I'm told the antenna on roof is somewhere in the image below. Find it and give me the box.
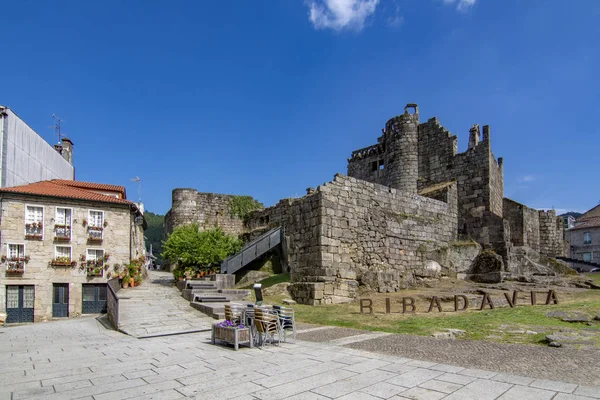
[50,114,65,144]
[131,176,141,202]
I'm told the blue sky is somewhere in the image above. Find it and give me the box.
[2,0,598,215]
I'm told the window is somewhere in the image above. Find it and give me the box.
[55,246,71,261]
[25,206,43,239]
[88,210,104,228]
[6,244,25,272]
[86,249,105,277]
[55,208,72,240]
[583,252,592,262]
[584,232,592,245]
[87,249,104,262]
[88,210,104,242]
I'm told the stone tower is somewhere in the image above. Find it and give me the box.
[385,104,419,194]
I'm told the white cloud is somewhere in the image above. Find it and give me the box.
[387,4,404,27]
[443,0,477,11]
[308,0,379,31]
[518,175,535,183]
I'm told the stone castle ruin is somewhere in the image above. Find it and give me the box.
[165,104,568,305]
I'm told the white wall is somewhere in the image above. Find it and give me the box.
[1,109,74,188]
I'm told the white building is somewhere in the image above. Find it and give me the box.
[0,106,75,188]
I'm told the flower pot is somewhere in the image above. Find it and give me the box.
[122,281,129,288]
[129,277,135,286]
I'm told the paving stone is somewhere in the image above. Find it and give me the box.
[359,382,409,399]
[573,386,600,398]
[419,379,463,394]
[433,372,477,386]
[457,368,498,379]
[530,379,578,393]
[344,358,393,373]
[53,379,93,392]
[337,392,384,400]
[491,373,536,386]
[11,386,55,400]
[394,387,446,400]
[497,385,556,400]
[429,364,465,374]
[252,369,357,400]
[378,363,417,375]
[285,393,333,400]
[93,380,182,400]
[554,394,600,400]
[385,368,444,388]
[312,369,397,398]
[443,379,512,400]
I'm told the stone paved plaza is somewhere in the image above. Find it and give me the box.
[0,315,599,399]
[1,272,598,399]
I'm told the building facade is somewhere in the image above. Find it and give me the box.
[566,205,600,263]
[0,180,145,323]
[0,106,75,188]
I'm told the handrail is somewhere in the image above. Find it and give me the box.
[221,227,282,274]
[106,277,121,330]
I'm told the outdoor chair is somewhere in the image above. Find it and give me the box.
[273,305,296,343]
[224,304,243,325]
[254,307,281,347]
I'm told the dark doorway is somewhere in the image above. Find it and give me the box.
[6,285,35,323]
[52,283,69,318]
[82,284,107,314]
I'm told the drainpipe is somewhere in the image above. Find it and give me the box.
[0,106,6,187]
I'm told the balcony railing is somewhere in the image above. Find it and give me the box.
[87,226,103,242]
[25,223,43,240]
[54,224,71,241]
[50,257,77,267]
[6,261,25,273]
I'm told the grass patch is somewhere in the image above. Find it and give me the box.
[584,272,600,285]
[240,273,290,290]
[263,286,600,346]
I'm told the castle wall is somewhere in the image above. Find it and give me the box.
[164,189,246,238]
[281,175,456,304]
[346,144,387,186]
[502,198,540,251]
[539,210,565,257]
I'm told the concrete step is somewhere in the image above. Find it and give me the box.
[190,302,226,319]
[220,289,251,301]
[193,294,230,303]
[182,288,220,301]
[187,282,217,290]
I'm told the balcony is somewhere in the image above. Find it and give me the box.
[86,260,105,277]
[50,256,77,267]
[87,226,103,243]
[5,259,26,274]
[25,223,43,240]
[54,224,71,242]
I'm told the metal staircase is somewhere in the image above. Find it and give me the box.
[220,227,282,274]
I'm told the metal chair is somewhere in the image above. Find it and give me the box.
[273,305,296,343]
[224,304,243,325]
[254,307,281,347]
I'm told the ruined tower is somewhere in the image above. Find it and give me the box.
[385,104,419,194]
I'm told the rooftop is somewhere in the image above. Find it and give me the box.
[0,180,133,207]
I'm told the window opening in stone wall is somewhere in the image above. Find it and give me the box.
[371,161,378,172]
[55,246,72,261]
[583,252,592,262]
[378,160,384,170]
[584,232,592,244]
[25,205,44,238]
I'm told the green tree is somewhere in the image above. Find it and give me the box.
[162,224,242,277]
[144,211,164,263]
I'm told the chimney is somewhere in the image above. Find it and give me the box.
[60,137,74,165]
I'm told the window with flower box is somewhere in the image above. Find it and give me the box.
[87,210,104,242]
[86,249,105,277]
[51,246,75,267]
[55,208,72,241]
[25,206,44,240]
[6,244,26,273]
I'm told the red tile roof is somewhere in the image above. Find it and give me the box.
[0,181,133,206]
[570,216,600,231]
[50,179,126,197]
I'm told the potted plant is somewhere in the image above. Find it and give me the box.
[122,274,130,288]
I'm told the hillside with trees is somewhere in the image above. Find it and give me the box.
[144,211,164,264]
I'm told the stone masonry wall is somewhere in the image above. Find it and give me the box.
[539,210,565,257]
[502,198,540,252]
[347,143,387,186]
[0,195,144,322]
[164,189,248,237]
